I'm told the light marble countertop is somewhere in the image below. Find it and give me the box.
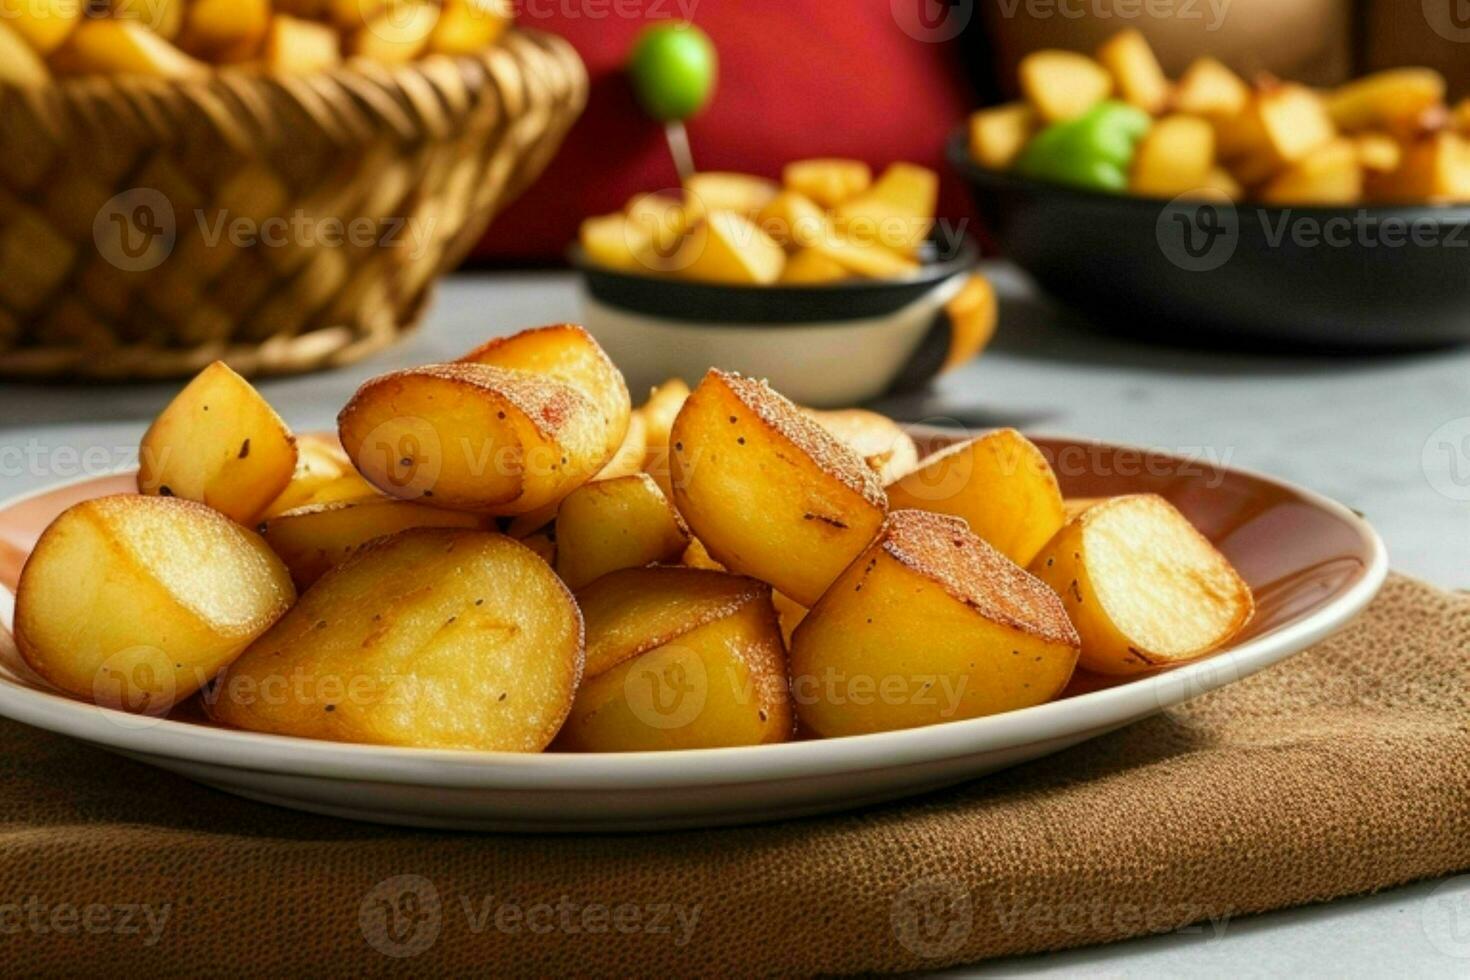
[1,265,1467,976]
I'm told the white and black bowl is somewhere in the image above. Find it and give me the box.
[573,235,982,406]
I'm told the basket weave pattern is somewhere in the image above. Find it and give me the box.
[0,29,586,381]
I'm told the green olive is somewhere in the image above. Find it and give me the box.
[627,22,717,122]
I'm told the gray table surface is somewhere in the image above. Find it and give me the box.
[1,265,1467,976]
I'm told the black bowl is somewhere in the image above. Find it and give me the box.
[948,130,1470,350]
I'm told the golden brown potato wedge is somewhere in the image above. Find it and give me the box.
[806,232,918,279]
[1172,57,1249,118]
[15,494,294,713]
[601,408,648,481]
[1096,28,1169,115]
[0,0,80,54]
[349,0,439,62]
[1354,132,1402,174]
[211,529,583,751]
[1019,49,1113,122]
[670,370,887,606]
[969,102,1035,170]
[1130,115,1215,198]
[0,22,50,86]
[554,566,792,751]
[1217,83,1335,184]
[578,212,649,273]
[805,408,919,485]
[831,163,938,258]
[638,377,690,498]
[790,510,1079,738]
[522,532,555,565]
[681,537,723,571]
[771,590,807,646]
[428,0,510,54]
[180,0,270,60]
[672,211,786,285]
[624,192,692,253]
[52,17,208,78]
[260,433,376,519]
[1027,494,1253,675]
[138,360,298,525]
[778,248,850,284]
[682,171,779,217]
[756,190,828,250]
[1327,68,1445,133]
[261,496,487,589]
[503,412,649,539]
[1261,138,1363,205]
[1370,132,1470,202]
[263,14,341,73]
[338,362,608,515]
[554,473,690,590]
[457,323,631,464]
[781,158,872,209]
[885,428,1064,568]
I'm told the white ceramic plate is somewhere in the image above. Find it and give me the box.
[0,432,1387,832]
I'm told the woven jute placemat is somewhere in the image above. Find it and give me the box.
[1,572,1466,975]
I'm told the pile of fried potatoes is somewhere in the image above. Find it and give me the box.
[578,160,940,285]
[971,27,1470,204]
[0,0,512,88]
[13,324,1253,752]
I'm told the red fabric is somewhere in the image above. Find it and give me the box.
[473,1,977,263]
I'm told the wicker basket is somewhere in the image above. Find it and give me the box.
[0,29,586,381]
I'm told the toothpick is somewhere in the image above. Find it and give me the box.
[665,121,695,181]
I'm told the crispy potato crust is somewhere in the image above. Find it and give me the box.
[458,323,630,435]
[576,565,772,678]
[881,509,1080,649]
[712,370,884,509]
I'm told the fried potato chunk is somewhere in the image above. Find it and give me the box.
[338,362,608,515]
[458,323,631,463]
[260,433,375,520]
[670,370,887,606]
[554,473,690,590]
[138,360,298,525]
[1019,49,1113,122]
[885,428,1064,567]
[554,566,793,751]
[1028,494,1253,674]
[211,529,583,751]
[261,496,487,589]
[790,510,1080,737]
[15,494,294,713]
[805,408,919,484]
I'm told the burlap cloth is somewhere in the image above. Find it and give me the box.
[2,573,1467,976]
